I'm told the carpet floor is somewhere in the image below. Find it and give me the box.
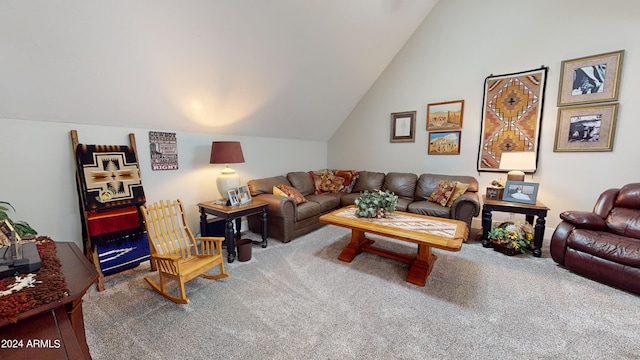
[83,226,640,359]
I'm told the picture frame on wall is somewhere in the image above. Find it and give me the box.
[426,100,464,131]
[502,181,539,205]
[428,131,461,155]
[557,50,624,106]
[390,111,416,143]
[553,103,618,152]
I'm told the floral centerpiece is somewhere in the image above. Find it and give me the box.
[487,221,534,255]
[354,189,398,218]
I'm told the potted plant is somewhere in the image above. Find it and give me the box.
[0,201,37,238]
[354,189,398,218]
[487,221,533,255]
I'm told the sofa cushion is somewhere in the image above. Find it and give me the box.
[415,174,478,200]
[295,201,321,221]
[310,169,345,194]
[248,176,291,196]
[567,229,640,267]
[334,170,360,193]
[351,171,385,193]
[383,172,417,200]
[407,200,451,218]
[276,184,307,204]
[428,180,456,206]
[446,182,470,207]
[305,193,341,213]
[287,172,316,196]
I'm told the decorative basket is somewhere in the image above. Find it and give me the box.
[491,242,521,256]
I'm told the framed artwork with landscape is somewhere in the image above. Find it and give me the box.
[390,111,416,143]
[428,131,461,155]
[558,50,624,106]
[502,181,539,205]
[554,103,618,152]
[426,100,464,131]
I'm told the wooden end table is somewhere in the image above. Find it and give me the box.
[481,195,549,257]
[198,200,268,263]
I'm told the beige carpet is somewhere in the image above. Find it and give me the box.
[82,226,640,359]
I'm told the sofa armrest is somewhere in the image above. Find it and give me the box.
[253,193,296,219]
[559,211,607,230]
[550,221,576,265]
[450,192,480,230]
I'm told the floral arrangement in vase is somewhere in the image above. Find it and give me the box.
[354,189,398,218]
[487,221,534,255]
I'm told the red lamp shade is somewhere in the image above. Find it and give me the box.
[209,141,245,164]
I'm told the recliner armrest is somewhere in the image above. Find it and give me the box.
[559,210,607,230]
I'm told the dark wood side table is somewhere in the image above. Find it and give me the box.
[0,241,99,359]
[198,200,268,263]
[481,195,550,257]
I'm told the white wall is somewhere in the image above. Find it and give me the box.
[0,117,327,249]
[329,0,640,233]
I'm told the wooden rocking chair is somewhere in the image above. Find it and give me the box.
[140,199,228,304]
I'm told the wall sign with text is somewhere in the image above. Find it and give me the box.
[149,131,178,170]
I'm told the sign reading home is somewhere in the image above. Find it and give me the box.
[149,131,178,170]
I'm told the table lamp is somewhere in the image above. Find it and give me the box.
[499,151,536,181]
[210,141,245,200]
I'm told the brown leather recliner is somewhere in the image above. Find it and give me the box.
[550,183,640,294]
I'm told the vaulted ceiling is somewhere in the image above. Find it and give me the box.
[0,1,438,141]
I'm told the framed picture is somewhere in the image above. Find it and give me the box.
[0,219,20,246]
[428,131,461,155]
[558,50,624,106]
[237,184,251,205]
[227,189,240,206]
[426,100,464,130]
[553,103,618,152]
[502,181,539,205]
[390,111,416,143]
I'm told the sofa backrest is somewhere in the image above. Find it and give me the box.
[383,172,417,200]
[351,171,385,193]
[607,183,640,239]
[414,174,479,200]
[248,175,291,196]
[287,172,316,196]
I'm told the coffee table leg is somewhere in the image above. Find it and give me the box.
[406,244,436,287]
[338,230,371,262]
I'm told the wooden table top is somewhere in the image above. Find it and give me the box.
[320,206,467,251]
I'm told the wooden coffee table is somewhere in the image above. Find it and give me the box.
[319,206,468,286]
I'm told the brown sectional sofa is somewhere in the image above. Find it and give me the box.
[247,170,480,243]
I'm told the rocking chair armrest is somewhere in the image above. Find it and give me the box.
[196,236,225,244]
[196,236,225,254]
[152,253,181,262]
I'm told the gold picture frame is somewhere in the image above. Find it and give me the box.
[390,111,416,143]
[554,103,618,152]
[426,100,464,130]
[558,50,624,106]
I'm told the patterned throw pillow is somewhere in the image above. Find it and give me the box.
[275,184,307,204]
[310,169,345,194]
[446,182,470,207]
[334,170,360,193]
[428,180,456,207]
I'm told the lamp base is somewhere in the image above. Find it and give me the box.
[507,170,525,182]
[217,168,241,200]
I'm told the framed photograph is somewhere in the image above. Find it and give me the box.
[427,100,464,130]
[428,131,461,155]
[554,103,618,152]
[227,189,240,206]
[0,219,20,246]
[237,184,251,205]
[390,111,416,143]
[558,50,624,106]
[502,181,539,205]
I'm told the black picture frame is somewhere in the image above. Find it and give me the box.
[502,181,539,205]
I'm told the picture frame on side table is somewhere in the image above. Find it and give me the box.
[426,100,464,130]
[502,181,539,205]
[558,50,624,106]
[390,111,416,143]
[0,219,20,246]
[237,184,251,204]
[428,131,461,155]
[227,189,240,206]
[554,103,618,152]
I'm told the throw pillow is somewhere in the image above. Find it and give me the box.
[311,169,345,193]
[272,186,288,197]
[428,180,456,207]
[276,184,307,204]
[446,182,470,207]
[334,170,360,193]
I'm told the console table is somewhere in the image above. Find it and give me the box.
[481,196,549,257]
[0,241,99,359]
[198,200,268,263]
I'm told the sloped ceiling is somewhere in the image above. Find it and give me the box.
[0,1,438,141]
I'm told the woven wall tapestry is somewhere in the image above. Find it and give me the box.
[477,67,548,173]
